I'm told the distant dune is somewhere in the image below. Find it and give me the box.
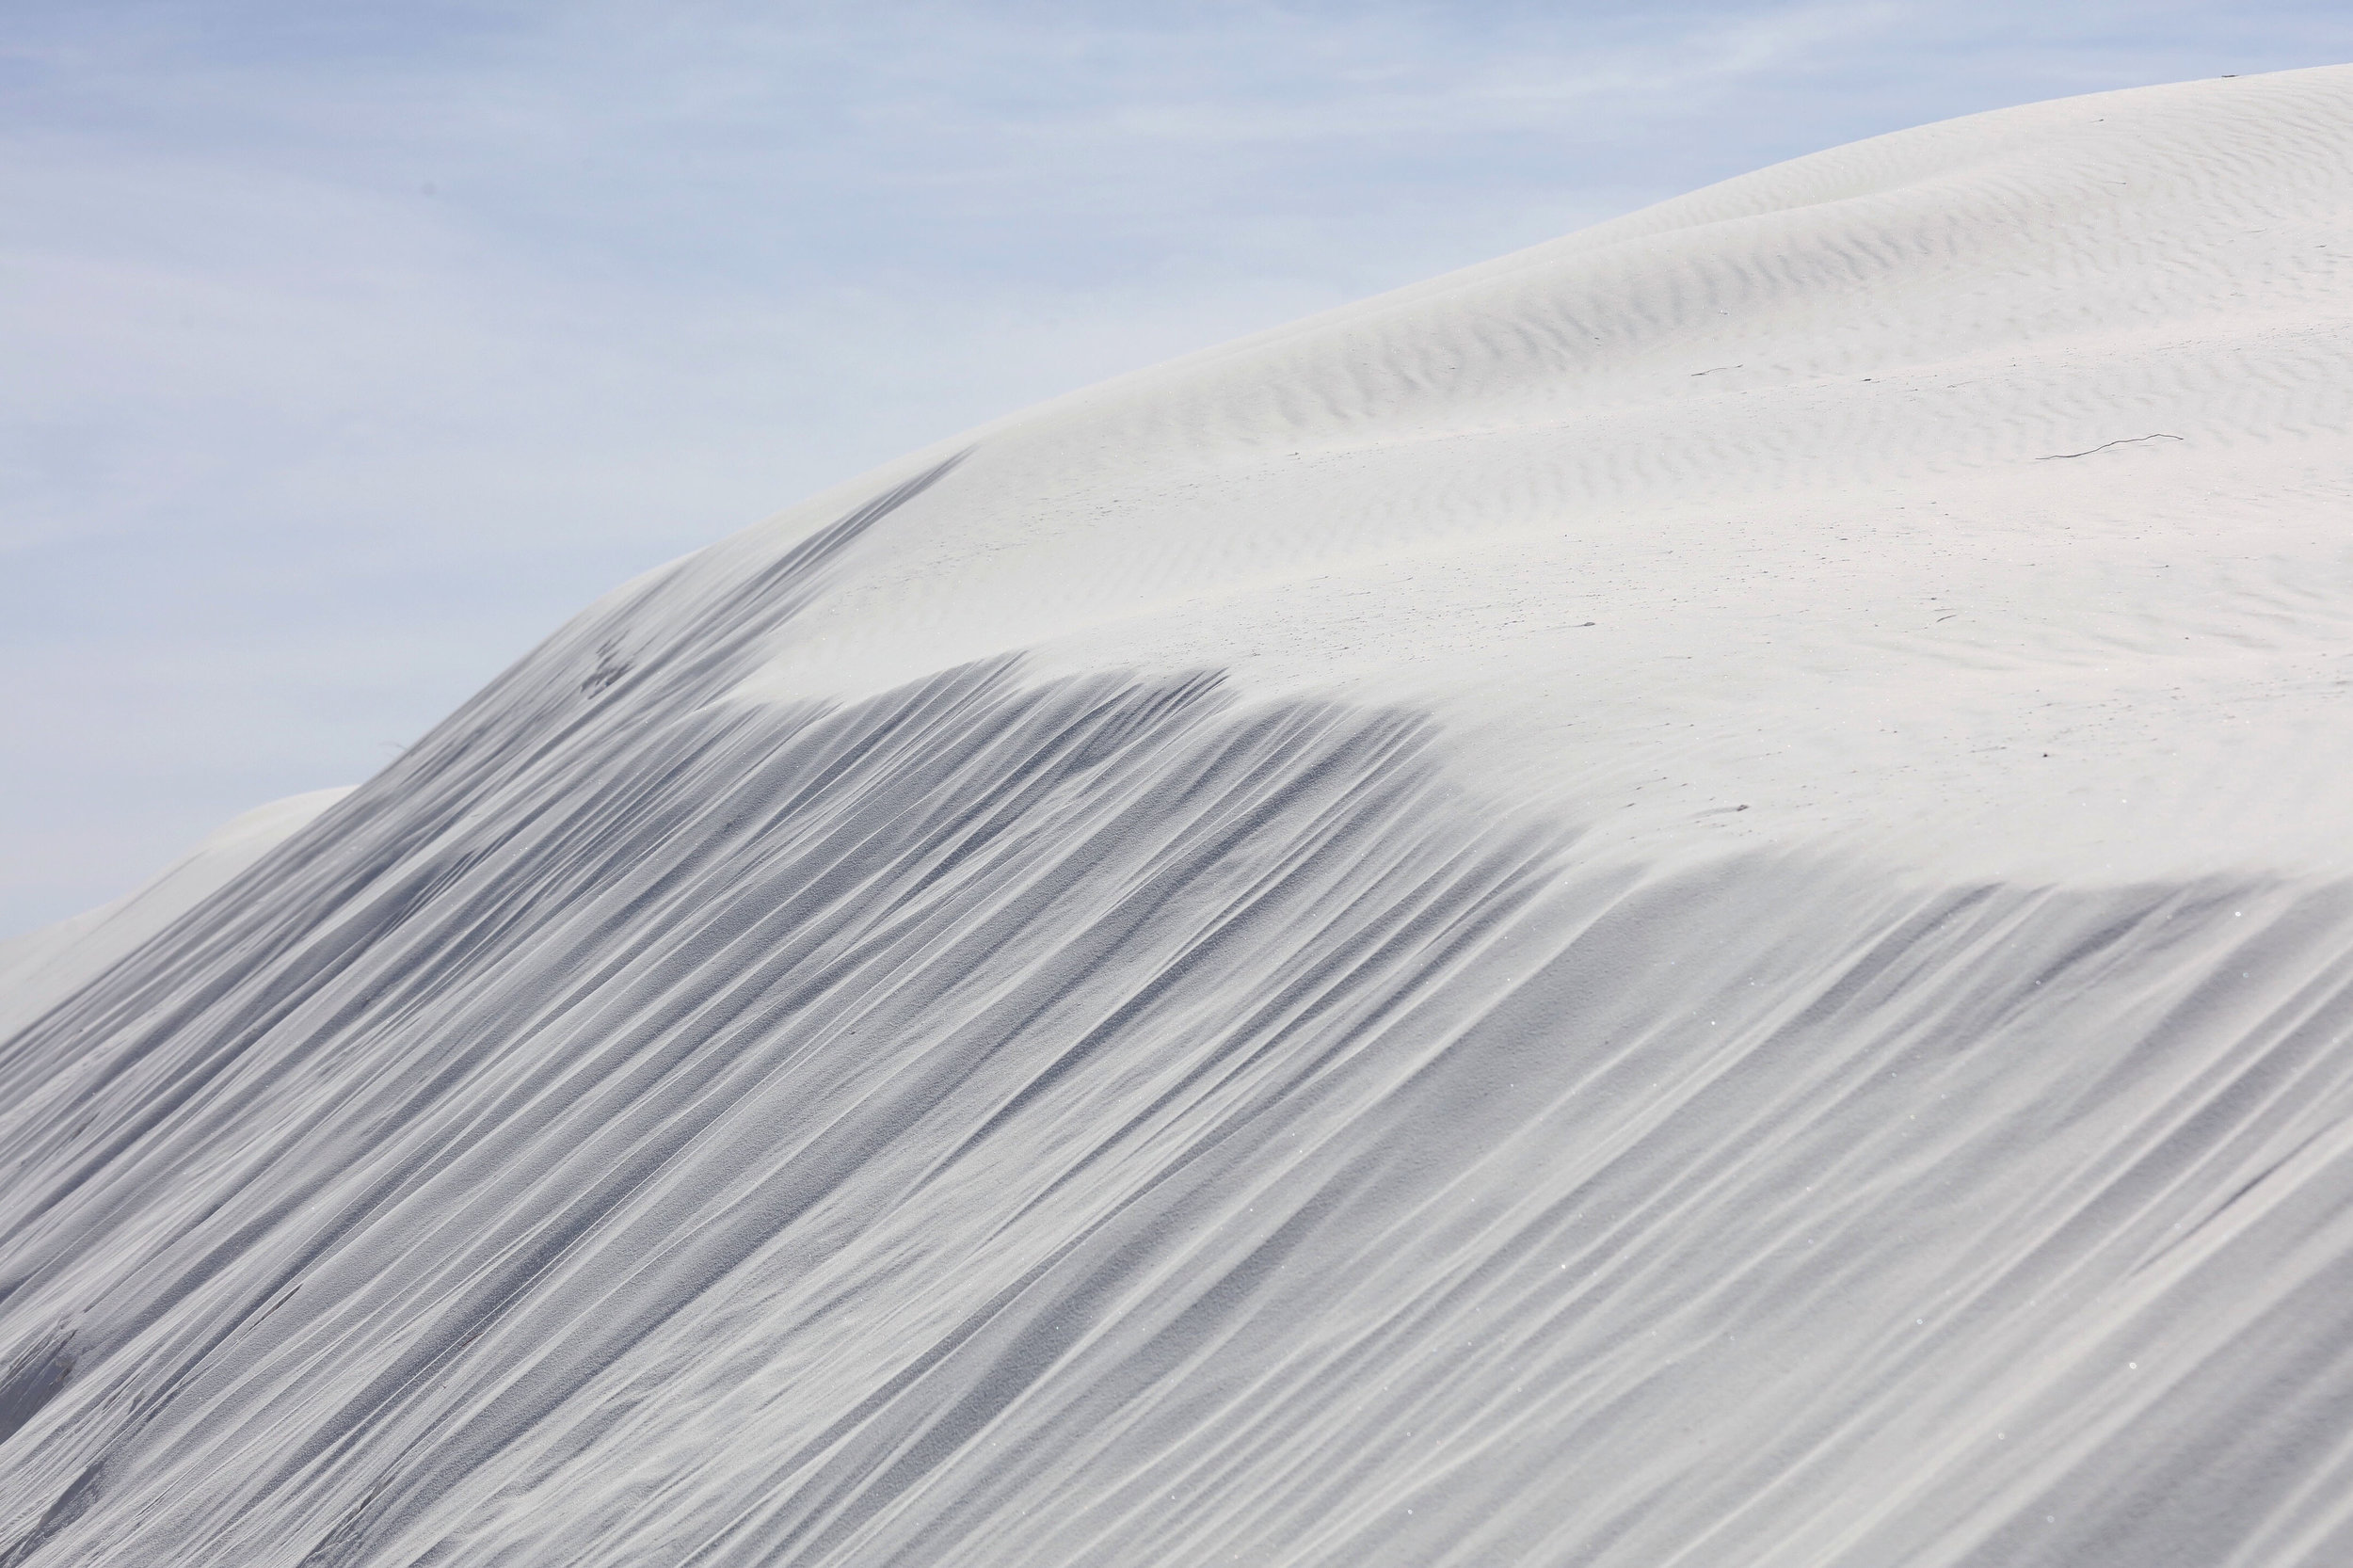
[7,65,2353,1568]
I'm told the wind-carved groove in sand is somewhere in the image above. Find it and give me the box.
[16,145,2353,1564]
[0,650,1577,1565]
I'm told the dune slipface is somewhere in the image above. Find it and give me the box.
[9,66,2353,1568]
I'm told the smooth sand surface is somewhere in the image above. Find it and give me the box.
[6,66,2353,1567]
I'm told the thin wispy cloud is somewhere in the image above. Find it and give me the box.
[4,0,2346,932]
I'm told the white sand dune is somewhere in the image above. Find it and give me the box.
[0,790,352,1047]
[7,65,2353,1567]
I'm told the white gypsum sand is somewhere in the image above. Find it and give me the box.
[5,65,2353,1568]
[0,789,352,1045]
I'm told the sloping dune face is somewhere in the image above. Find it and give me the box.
[8,69,2353,1568]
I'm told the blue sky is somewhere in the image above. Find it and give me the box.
[6,1,2348,934]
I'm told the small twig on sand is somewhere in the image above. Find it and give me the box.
[2037,434,2184,460]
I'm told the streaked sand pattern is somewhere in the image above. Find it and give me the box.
[8,65,2353,1567]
